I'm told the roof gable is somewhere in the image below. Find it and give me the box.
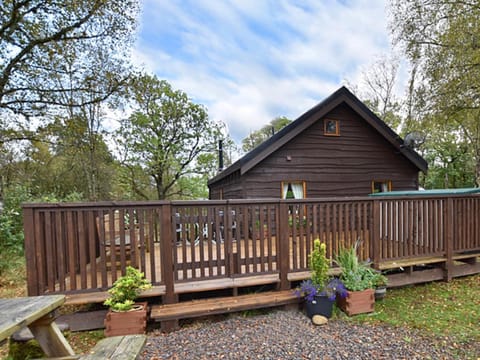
[208,86,427,186]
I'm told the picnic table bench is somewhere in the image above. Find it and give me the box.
[0,295,147,359]
[80,334,146,359]
[0,295,75,358]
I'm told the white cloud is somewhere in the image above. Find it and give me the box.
[133,0,391,144]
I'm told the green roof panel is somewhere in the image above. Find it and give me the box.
[369,188,480,197]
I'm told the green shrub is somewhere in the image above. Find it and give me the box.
[104,266,152,311]
[0,185,31,257]
[335,240,376,291]
[0,186,83,274]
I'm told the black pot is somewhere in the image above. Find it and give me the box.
[305,295,334,318]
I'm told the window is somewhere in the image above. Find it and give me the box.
[281,181,306,199]
[324,119,339,136]
[372,180,392,193]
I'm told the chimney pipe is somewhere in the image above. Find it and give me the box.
[218,140,224,172]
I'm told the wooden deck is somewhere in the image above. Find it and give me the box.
[23,195,480,324]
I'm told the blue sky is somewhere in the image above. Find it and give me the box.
[132,0,391,144]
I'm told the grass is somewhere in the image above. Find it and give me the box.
[345,275,480,358]
[1,256,479,358]
[349,276,480,343]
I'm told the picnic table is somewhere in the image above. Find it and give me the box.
[0,294,75,358]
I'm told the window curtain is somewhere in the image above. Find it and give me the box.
[282,183,289,199]
[291,183,304,199]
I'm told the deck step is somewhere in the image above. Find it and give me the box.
[64,286,166,306]
[150,290,300,322]
[378,256,447,270]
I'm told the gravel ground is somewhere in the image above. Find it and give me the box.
[139,309,479,360]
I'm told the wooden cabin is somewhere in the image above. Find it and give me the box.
[208,86,427,199]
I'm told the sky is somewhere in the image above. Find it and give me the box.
[132,0,393,145]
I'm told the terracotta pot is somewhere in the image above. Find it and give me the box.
[104,302,148,337]
[337,288,374,316]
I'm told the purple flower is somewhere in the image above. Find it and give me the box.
[295,278,347,302]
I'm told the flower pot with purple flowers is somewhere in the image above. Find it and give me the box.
[295,240,347,319]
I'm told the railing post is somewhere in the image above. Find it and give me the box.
[160,202,178,331]
[444,197,454,281]
[372,199,381,269]
[278,201,290,290]
[23,206,38,296]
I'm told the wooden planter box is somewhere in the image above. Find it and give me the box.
[337,289,374,316]
[104,302,148,337]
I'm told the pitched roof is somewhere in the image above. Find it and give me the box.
[208,86,428,186]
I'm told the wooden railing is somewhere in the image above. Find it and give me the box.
[23,194,480,297]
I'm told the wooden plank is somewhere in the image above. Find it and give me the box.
[278,202,289,290]
[87,211,97,289]
[161,204,175,304]
[147,209,156,283]
[29,316,75,357]
[287,268,342,282]
[0,295,65,341]
[23,207,38,296]
[45,211,55,293]
[64,286,166,306]
[57,310,108,331]
[78,211,87,289]
[35,210,47,295]
[378,256,446,270]
[66,211,77,291]
[151,290,300,321]
[56,211,67,292]
[80,335,146,360]
[452,253,480,260]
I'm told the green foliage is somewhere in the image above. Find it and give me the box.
[0,0,140,117]
[242,116,291,152]
[351,275,480,357]
[7,339,45,360]
[412,114,476,189]
[0,187,83,274]
[371,271,388,288]
[335,240,375,291]
[391,0,480,187]
[104,266,152,311]
[309,239,330,288]
[117,73,223,200]
[0,185,31,257]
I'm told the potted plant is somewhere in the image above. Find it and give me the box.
[372,271,388,300]
[104,266,152,336]
[295,239,347,318]
[334,240,376,316]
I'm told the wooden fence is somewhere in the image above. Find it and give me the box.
[23,195,480,298]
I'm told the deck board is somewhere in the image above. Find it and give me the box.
[150,290,300,321]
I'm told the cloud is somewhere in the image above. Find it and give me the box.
[133,0,390,144]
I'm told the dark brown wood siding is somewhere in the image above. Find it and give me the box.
[211,103,419,199]
[209,170,245,199]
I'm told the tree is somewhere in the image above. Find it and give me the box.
[419,118,476,189]
[47,46,128,200]
[242,116,291,153]
[359,55,402,131]
[390,0,480,186]
[116,74,223,200]
[0,0,139,201]
[0,0,139,118]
